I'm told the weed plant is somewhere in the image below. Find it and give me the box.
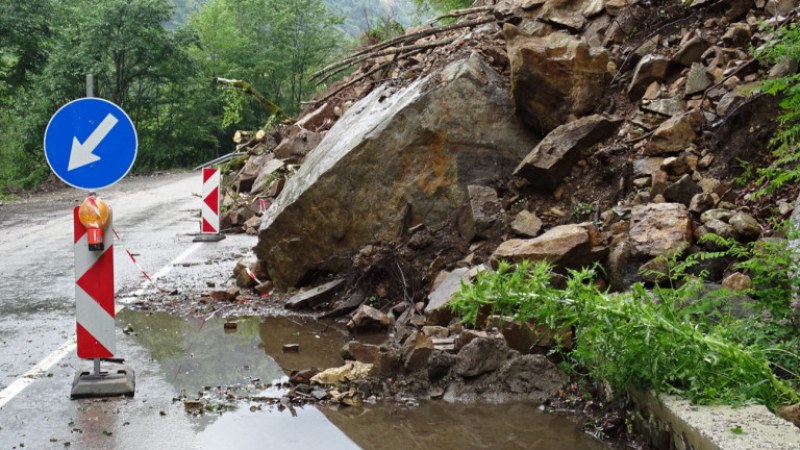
[450,259,800,410]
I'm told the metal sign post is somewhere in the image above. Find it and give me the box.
[44,75,136,398]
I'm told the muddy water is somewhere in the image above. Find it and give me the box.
[119,310,614,449]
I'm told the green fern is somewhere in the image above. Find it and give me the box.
[754,24,800,197]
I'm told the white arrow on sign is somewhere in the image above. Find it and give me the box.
[67,113,119,171]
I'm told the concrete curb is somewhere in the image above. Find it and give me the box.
[631,390,800,450]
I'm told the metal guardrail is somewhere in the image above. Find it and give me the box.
[193,152,246,171]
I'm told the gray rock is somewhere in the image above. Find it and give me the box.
[641,97,686,117]
[703,219,736,239]
[689,192,717,214]
[769,57,798,79]
[497,354,567,399]
[425,268,471,326]
[255,54,536,289]
[664,174,702,205]
[511,210,543,237]
[459,185,502,241]
[628,55,672,101]
[673,36,711,67]
[514,114,622,189]
[285,278,345,310]
[454,337,512,378]
[701,208,734,224]
[251,159,286,195]
[684,63,712,97]
[729,212,761,241]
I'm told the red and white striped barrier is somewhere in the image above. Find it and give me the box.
[73,208,115,359]
[195,167,225,242]
[202,167,220,233]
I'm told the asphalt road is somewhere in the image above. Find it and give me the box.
[0,172,358,449]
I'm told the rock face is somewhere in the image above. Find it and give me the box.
[255,54,537,289]
[505,26,609,133]
[514,114,622,189]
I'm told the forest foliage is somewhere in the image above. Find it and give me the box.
[0,0,420,192]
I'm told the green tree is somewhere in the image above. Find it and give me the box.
[188,0,343,123]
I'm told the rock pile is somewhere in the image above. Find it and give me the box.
[217,0,799,402]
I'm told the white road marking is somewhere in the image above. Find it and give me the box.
[0,241,204,409]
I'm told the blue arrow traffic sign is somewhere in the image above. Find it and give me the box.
[44,97,138,191]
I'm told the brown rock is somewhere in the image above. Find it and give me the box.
[721,272,752,291]
[505,26,609,132]
[208,286,239,302]
[296,102,336,132]
[273,125,322,160]
[511,210,543,237]
[348,305,393,330]
[628,203,692,258]
[661,156,689,176]
[422,326,450,339]
[403,332,434,372]
[514,114,622,188]
[341,341,381,364]
[721,24,751,49]
[777,403,800,428]
[689,192,717,214]
[492,223,604,270]
[255,280,274,295]
[644,109,703,155]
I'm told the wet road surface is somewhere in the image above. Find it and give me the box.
[0,173,614,449]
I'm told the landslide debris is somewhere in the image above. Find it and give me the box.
[213,0,799,425]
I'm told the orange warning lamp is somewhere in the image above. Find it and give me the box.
[78,195,111,251]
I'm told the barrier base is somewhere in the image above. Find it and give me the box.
[193,233,226,242]
[70,363,135,399]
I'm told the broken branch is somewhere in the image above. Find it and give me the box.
[214,77,288,120]
[311,16,495,82]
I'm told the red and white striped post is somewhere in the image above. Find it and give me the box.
[74,207,116,360]
[194,167,226,242]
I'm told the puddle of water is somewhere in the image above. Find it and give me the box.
[116,310,350,394]
[118,310,614,449]
[323,401,614,450]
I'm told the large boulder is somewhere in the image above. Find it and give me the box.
[255,54,537,289]
[505,26,609,133]
[514,114,622,189]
